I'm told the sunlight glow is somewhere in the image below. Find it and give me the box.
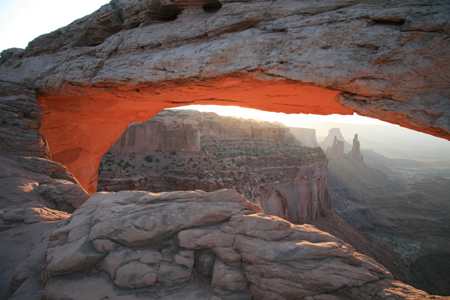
[173,105,391,127]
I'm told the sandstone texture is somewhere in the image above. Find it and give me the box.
[110,109,294,153]
[0,79,89,225]
[1,0,449,194]
[0,1,449,299]
[0,221,61,300]
[0,155,89,226]
[27,188,444,300]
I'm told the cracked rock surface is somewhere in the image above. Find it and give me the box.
[30,189,446,300]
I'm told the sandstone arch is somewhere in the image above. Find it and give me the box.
[1,0,449,194]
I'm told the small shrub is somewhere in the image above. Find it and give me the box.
[170,151,177,155]
[144,155,153,163]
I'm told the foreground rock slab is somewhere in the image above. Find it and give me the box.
[38,189,447,300]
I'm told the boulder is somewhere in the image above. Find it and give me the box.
[31,189,445,299]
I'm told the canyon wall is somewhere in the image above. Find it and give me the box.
[289,127,318,147]
[111,114,202,153]
[110,110,294,153]
[100,110,327,224]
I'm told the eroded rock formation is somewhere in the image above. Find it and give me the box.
[110,110,294,153]
[348,134,364,162]
[326,136,346,159]
[23,189,446,300]
[320,128,352,153]
[1,0,449,194]
[99,110,327,224]
[289,127,318,147]
[1,0,450,299]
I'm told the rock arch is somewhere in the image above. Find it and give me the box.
[1,0,449,194]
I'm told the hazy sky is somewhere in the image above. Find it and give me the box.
[0,0,109,52]
[174,105,389,127]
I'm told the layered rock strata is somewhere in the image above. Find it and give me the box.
[288,127,318,147]
[111,113,202,153]
[1,0,449,194]
[110,110,294,153]
[0,80,89,299]
[33,189,447,300]
[99,110,327,224]
[0,79,89,227]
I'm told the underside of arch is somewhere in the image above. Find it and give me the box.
[1,0,449,195]
[38,77,352,194]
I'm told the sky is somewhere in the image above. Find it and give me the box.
[173,105,390,127]
[0,0,110,53]
[174,105,450,160]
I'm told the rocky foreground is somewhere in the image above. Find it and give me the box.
[9,189,447,300]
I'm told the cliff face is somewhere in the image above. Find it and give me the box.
[99,110,328,224]
[248,154,328,224]
[110,110,295,153]
[288,127,318,147]
[111,114,201,153]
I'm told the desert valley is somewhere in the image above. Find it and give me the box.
[96,109,450,296]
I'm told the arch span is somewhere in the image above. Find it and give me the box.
[38,77,351,194]
[1,0,449,194]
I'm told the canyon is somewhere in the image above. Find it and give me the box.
[98,109,327,224]
[1,0,450,299]
[96,109,450,295]
[324,128,450,296]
